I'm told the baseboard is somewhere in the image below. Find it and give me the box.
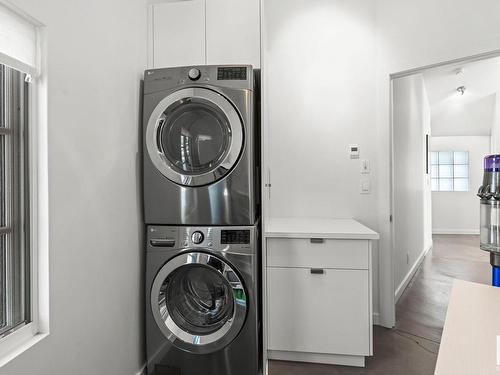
[433,229,479,235]
[268,350,365,367]
[395,244,432,303]
[135,364,146,375]
[372,312,380,325]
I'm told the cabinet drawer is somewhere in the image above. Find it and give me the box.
[267,238,369,269]
[267,267,370,355]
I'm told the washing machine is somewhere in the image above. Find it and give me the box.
[145,225,261,375]
[142,65,259,225]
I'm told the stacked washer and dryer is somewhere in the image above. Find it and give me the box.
[142,65,261,375]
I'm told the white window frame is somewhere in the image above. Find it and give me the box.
[0,1,48,368]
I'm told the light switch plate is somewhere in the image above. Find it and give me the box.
[361,159,370,174]
[360,177,370,194]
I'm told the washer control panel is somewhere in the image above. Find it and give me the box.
[147,226,256,254]
[221,230,250,244]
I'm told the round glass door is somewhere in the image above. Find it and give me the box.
[146,88,244,187]
[151,252,247,354]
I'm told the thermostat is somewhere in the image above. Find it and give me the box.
[349,144,360,159]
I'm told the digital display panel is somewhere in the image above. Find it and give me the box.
[221,230,250,244]
[217,67,247,80]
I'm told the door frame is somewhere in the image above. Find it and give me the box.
[388,48,500,324]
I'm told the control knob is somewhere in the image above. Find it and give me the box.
[191,231,204,244]
[188,68,201,81]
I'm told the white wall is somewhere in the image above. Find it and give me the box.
[392,74,432,298]
[2,1,146,374]
[431,136,490,234]
[491,94,500,152]
[263,0,380,316]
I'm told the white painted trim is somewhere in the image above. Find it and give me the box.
[380,77,396,329]
[395,244,432,303]
[433,229,479,235]
[0,328,48,368]
[372,312,380,325]
[268,350,365,367]
[390,49,500,79]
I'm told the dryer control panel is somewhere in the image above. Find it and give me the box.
[217,67,247,80]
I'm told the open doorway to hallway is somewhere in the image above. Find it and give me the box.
[391,54,500,371]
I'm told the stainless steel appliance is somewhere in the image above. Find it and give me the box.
[142,65,259,225]
[145,225,261,375]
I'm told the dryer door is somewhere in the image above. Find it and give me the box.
[145,87,244,187]
[151,252,247,354]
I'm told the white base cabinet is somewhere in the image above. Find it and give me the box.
[263,219,378,369]
[267,267,370,356]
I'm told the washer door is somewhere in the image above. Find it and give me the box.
[146,87,244,187]
[151,252,247,354]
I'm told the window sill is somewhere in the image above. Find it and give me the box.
[0,323,48,368]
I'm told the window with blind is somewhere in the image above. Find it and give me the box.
[430,151,469,192]
[0,63,30,338]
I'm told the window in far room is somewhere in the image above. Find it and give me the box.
[430,151,469,192]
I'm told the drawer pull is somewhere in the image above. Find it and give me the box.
[310,268,324,274]
[310,238,324,244]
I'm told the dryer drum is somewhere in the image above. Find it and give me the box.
[157,99,232,176]
[146,87,244,187]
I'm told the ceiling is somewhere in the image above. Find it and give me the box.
[423,56,500,136]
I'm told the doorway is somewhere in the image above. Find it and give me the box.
[390,52,500,369]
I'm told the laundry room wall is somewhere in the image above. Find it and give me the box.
[262,0,381,320]
[2,1,147,374]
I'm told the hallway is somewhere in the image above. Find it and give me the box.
[269,234,490,375]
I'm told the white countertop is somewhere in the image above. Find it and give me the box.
[435,279,500,375]
[264,217,379,240]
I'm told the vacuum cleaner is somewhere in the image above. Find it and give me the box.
[478,154,500,286]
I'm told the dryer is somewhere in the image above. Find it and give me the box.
[142,65,259,225]
[145,225,261,375]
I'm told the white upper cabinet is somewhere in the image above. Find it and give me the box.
[206,0,260,68]
[151,1,206,68]
[149,0,260,69]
